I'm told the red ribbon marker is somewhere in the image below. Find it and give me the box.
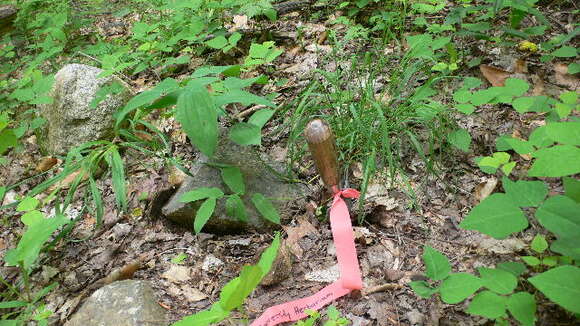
[251,120,363,326]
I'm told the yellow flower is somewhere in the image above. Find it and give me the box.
[518,41,538,53]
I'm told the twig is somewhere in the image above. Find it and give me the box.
[362,283,403,296]
[233,105,267,120]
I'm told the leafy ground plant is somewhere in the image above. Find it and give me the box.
[172,233,280,326]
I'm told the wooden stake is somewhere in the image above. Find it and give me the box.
[304,119,340,193]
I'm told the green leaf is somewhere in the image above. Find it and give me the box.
[229,122,262,146]
[176,88,218,158]
[542,256,558,266]
[502,177,547,207]
[172,307,228,326]
[460,193,528,239]
[478,267,518,295]
[0,301,28,309]
[567,63,580,74]
[528,145,580,177]
[225,194,248,222]
[531,234,548,253]
[88,176,104,227]
[251,193,280,224]
[248,109,275,128]
[529,125,554,148]
[456,103,476,114]
[180,187,224,203]
[0,129,17,154]
[453,90,472,103]
[551,237,580,260]
[521,256,540,266]
[497,262,527,277]
[528,265,580,314]
[4,213,69,271]
[106,148,127,213]
[560,91,578,105]
[409,281,438,298]
[171,253,188,264]
[544,122,580,146]
[535,195,580,239]
[504,78,529,97]
[440,273,482,304]
[205,36,228,49]
[16,197,40,212]
[501,161,516,176]
[447,129,471,152]
[563,177,580,202]
[466,291,507,319]
[507,292,536,326]
[512,96,535,113]
[477,152,510,171]
[0,186,5,204]
[194,198,217,233]
[422,246,451,281]
[220,167,245,194]
[257,232,281,278]
[504,138,535,155]
[552,46,578,58]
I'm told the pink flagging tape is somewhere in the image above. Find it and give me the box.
[251,189,362,326]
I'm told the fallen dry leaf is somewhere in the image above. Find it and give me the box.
[231,15,249,31]
[531,74,545,96]
[480,64,511,86]
[480,64,511,87]
[283,215,317,258]
[474,177,498,202]
[35,157,58,173]
[514,59,528,74]
[48,169,89,192]
[553,63,580,91]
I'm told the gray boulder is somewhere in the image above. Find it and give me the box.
[0,5,17,35]
[65,280,167,326]
[161,139,307,234]
[39,64,131,155]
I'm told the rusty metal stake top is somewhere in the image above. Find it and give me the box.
[304,119,340,193]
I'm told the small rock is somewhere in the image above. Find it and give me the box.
[261,242,293,286]
[161,138,307,234]
[181,285,208,302]
[202,254,224,272]
[111,223,132,239]
[366,244,394,269]
[0,5,17,34]
[40,265,59,284]
[478,236,526,254]
[406,309,425,325]
[162,265,191,283]
[64,280,167,326]
[304,264,339,283]
[38,64,131,155]
[228,238,251,246]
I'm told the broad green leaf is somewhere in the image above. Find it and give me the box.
[528,145,580,177]
[248,109,275,128]
[544,122,580,146]
[501,161,516,176]
[194,198,217,233]
[560,91,578,105]
[551,237,580,260]
[531,234,548,253]
[552,46,577,57]
[257,232,281,278]
[447,129,471,152]
[229,122,262,146]
[528,265,580,314]
[502,177,547,207]
[172,306,228,326]
[478,267,518,295]
[176,88,218,158]
[535,195,580,239]
[466,291,507,319]
[542,256,558,266]
[0,129,17,154]
[453,90,472,103]
[504,78,529,97]
[460,193,528,239]
[422,246,451,281]
[21,210,44,226]
[225,194,248,222]
[512,96,535,113]
[251,193,280,224]
[180,187,224,203]
[497,262,527,277]
[4,213,69,271]
[477,152,510,170]
[440,273,482,304]
[205,36,228,49]
[224,265,263,310]
[214,90,275,107]
[563,177,580,202]
[507,292,536,326]
[409,281,438,298]
[521,256,540,266]
[529,125,554,148]
[16,197,40,212]
[456,103,476,114]
[504,138,535,155]
[106,148,127,212]
[220,167,245,194]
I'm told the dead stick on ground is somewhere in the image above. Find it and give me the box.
[362,283,403,296]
